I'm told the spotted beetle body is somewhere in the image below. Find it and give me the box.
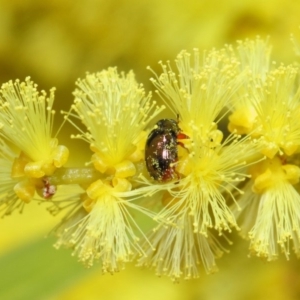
[145,119,180,182]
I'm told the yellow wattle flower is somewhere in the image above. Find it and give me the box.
[234,156,300,260]
[54,179,154,272]
[0,77,69,205]
[68,67,164,178]
[229,42,300,159]
[228,39,300,261]
[149,47,241,142]
[53,68,164,273]
[0,78,69,170]
[137,45,263,280]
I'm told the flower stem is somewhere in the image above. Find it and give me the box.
[48,167,101,186]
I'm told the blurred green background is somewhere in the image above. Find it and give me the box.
[1,0,300,299]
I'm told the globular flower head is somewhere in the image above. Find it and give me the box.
[155,133,261,234]
[138,47,262,280]
[0,77,69,205]
[250,65,300,158]
[0,77,69,177]
[69,68,164,178]
[228,40,300,159]
[55,68,164,273]
[228,39,300,260]
[149,47,241,141]
[147,47,261,234]
[233,157,300,260]
[54,178,155,273]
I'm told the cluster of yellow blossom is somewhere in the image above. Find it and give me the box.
[1,37,300,281]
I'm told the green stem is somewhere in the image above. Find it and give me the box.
[48,167,101,186]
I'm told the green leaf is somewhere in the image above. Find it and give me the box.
[0,236,95,300]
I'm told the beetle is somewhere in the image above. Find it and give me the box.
[145,118,187,182]
[42,177,56,199]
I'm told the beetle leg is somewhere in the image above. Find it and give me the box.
[177,132,190,152]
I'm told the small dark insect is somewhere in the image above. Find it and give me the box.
[145,118,187,182]
[42,177,56,199]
